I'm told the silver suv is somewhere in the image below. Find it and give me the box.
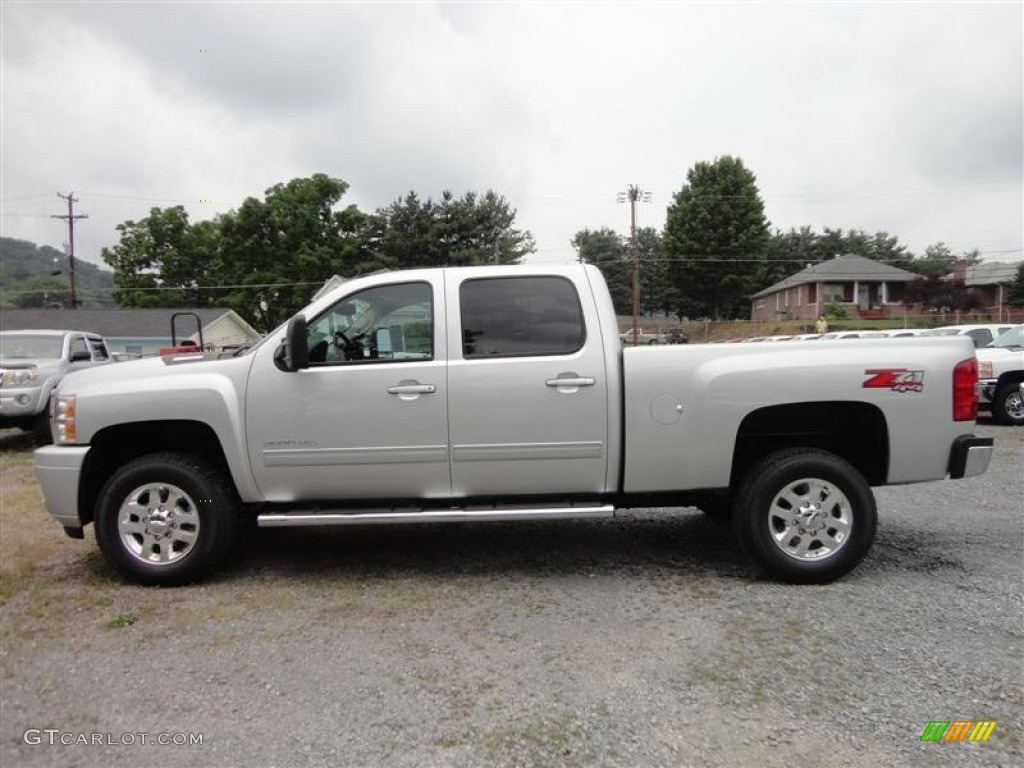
[0,330,111,442]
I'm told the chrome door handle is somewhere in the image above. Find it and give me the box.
[387,384,436,395]
[545,377,595,388]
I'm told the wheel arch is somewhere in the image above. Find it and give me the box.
[996,370,1024,389]
[731,401,889,489]
[79,421,235,527]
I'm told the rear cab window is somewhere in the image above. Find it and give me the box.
[459,276,585,358]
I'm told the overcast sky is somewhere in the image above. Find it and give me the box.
[2,1,1021,272]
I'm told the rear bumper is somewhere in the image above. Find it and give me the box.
[34,445,90,530]
[948,435,994,479]
[979,378,997,404]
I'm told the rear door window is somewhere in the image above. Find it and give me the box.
[460,277,585,358]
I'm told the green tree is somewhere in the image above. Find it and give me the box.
[664,156,771,319]
[571,227,629,314]
[103,175,367,329]
[636,227,679,317]
[214,174,367,329]
[368,190,534,269]
[903,276,980,312]
[914,242,957,278]
[101,205,199,308]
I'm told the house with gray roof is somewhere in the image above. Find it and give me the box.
[950,260,1024,323]
[750,254,921,321]
[0,307,261,356]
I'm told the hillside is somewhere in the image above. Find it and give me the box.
[0,237,116,308]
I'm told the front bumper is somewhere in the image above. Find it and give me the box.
[34,445,90,531]
[0,386,46,422]
[948,435,994,479]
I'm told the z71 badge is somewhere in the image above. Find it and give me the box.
[863,369,925,393]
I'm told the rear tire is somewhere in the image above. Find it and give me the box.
[992,382,1024,426]
[95,452,239,586]
[733,449,876,584]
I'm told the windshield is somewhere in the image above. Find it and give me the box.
[0,334,63,360]
[990,325,1024,348]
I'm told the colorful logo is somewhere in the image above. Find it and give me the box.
[920,721,996,742]
[863,368,925,393]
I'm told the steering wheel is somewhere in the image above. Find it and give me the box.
[333,329,363,360]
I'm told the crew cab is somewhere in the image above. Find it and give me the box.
[976,325,1024,425]
[0,330,111,442]
[33,265,993,586]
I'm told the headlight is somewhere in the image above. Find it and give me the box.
[978,361,993,378]
[0,367,39,387]
[56,395,77,444]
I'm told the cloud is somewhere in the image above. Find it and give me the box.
[2,1,1020,272]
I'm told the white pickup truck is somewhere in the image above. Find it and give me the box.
[976,324,1024,425]
[34,265,993,586]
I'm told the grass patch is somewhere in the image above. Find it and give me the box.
[108,611,138,629]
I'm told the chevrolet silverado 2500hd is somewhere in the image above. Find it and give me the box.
[33,265,993,585]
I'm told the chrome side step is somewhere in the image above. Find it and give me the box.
[257,503,615,528]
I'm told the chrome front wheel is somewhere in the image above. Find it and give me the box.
[96,452,239,586]
[117,482,201,565]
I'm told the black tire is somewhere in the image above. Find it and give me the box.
[32,406,52,445]
[95,452,240,586]
[733,449,877,584]
[992,382,1024,426]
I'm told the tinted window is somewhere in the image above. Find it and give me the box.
[966,329,992,347]
[306,282,433,365]
[460,277,584,358]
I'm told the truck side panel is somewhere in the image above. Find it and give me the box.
[621,337,977,492]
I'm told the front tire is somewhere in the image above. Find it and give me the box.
[992,382,1024,426]
[95,452,239,586]
[32,407,52,445]
[733,449,877,584]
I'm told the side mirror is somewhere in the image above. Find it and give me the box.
[69,349,91,362]
[277,315,309,371]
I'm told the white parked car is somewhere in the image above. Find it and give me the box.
[921,324,1016,348]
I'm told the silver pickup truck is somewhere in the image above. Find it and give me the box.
[34,265,993,586]
[0,329,111,442]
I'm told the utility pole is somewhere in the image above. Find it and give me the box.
[617,185,650,343]
[52,192,88,308]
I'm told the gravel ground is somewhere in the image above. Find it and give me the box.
[1,423,1021,767]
